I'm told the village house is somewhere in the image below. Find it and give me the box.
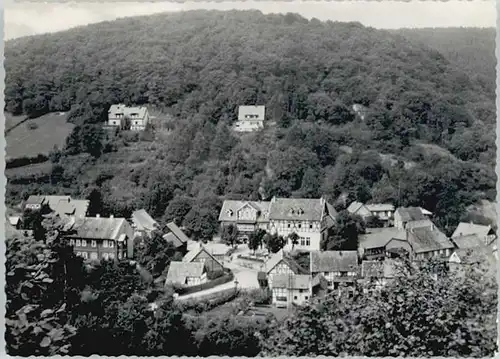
[265,249,308,288]
[183,245,225,274]
[234,105,266,132]
[406,222,455,260]
[23,195,47,211]
[271,274,312,308]
[360,259,399,292]
[347,201,395,226]
[64,215,135,261]
[358,227,411,260]
[131,209,159,238]
[394,206,432,230]
[163,221,189,254]
[107,104,150,131]
[218,200,271,240]
[452,222,496,246]
[165,261,207,287]
[218,196,337,250]
[310,250,359,295]
[448,247,497,274]
[8,216,22,230]
[268,197,337,251]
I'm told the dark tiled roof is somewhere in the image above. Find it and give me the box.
[163,232,184,248]
[219,200,271,222]
[452,234,486,249]
[310,250,358,273]
[68,217,130,240]
[359,228,407,249]
[265,250,307,275]
[396,207,427,222]
[407,227,454,253]
[25,195,45,206]
[452,222,493,239]
[268,197,328,221]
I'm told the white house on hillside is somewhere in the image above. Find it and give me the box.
[234,105,266,132]
[108,104,150,131]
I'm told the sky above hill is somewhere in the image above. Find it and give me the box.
[4,0,496,40]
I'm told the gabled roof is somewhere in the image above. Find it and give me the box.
[67,217,130,241]
[452,247,497,265]
[183,245,223,267]
[109,104,148,119]
[25,195,46,206]
[238,105,266,121]
[359,227,407,249]
[452,233,486,249]
[347,201,365,214]
[366,203,395,212]
[310,250,358,273]
[218,200,271,222]
[452,222,493,239]
[131,209,158,232]
[8,216,20,226]
[272,274,310,290]
[54,199,89,219]
[265,250,307,275]
[395,207,428,222]
[268,197,330,221]
[165,221,190,244]
[407,226,455,253]
[166,261,205,284]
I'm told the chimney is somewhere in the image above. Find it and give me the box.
[110,215,114,219]
[96,214,100,218]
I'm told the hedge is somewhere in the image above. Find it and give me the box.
[176,287,240,313]
[6,154,49,169]
[237,254,266,263]
[175,269,234,295]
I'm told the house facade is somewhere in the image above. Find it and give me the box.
[64,216,135,261]
[108,104,150,131]
[348,202,395,226]
[218,200,271,239]
[358,228,410,260]
[271,274,311,308]
[452,222,496,246]
[166,261,207,287]
[310,250,359,295]
[24,195,47,211]
[265,249,306,288]
[268,197,337,251]
[182,245,225,273]
[394,207,430,230]
[406,223,455,260]
[234,105,266,132]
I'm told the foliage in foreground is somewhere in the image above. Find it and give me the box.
[261,260,497,357]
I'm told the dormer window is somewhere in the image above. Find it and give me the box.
[289,208,295,215]
[226,209,234,217]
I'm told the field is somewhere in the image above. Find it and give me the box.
[6,112,74,159]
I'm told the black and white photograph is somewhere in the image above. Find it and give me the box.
[3,0,498,357]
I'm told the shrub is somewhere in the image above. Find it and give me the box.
[26,122,38,130]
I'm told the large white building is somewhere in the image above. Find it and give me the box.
[219,196,337,251]
[108,104,150,131]
[234,105,266,132]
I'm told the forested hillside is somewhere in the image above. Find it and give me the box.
[4,10,496,235]
[393,27,495,95]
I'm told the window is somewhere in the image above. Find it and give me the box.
[276,296,287,302]
[76,240,81,246]
[81,240,87,247]
[91,240,97,247]
[310,224,313,229]
[102,253,109,260]
[109,252,115,259]
[69,239,75,246]
[305,296,309,300]
[300,239,305,246]
[294,296,298,300]
[109,241,114,248]
[103,240,108,248]
[118,252,122,259]
[90,252,98,260]
[306,239,310,246]
[327,281,333,287]
[76,251,81,257]
[81,252,89,259]
[288,223,291,228]
[298,224,302,228]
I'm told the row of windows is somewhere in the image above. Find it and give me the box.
[70,239,115,248]
[76,251,119,260]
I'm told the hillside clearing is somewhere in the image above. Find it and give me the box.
[6,112,74,160]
